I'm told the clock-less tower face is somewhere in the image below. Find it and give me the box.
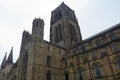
[50,2,82,49]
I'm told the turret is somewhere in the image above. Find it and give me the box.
[20,31,31,53]
[32,18,44,42]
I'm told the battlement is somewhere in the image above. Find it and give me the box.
[32,18,44,27]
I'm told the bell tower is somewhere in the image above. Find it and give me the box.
[50,2,82,49]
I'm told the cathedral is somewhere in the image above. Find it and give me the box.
[0,2,120,80]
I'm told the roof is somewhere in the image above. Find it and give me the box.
[84,23,120,41]
[71,23,120,49]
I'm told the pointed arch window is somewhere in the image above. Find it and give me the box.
[47,56,51,67]
[111,44,118,53]
[65,71,69,80]
[117,59,120,70]
[47,70,51,80]
[55,24,62,43]
[94,64,101,78]
[58,11,62,19]
[69,24,77,42]
[78,69,83,80]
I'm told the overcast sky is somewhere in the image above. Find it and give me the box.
[0,0,120,65]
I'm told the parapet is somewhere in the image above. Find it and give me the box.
[32,18,44,27]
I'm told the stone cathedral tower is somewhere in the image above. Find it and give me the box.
[50,2,82,49]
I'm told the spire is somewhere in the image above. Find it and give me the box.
[1,52,7,69]
[6,47,13,64]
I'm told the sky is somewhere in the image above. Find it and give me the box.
[0,0,120,65]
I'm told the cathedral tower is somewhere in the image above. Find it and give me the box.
[32,18,44,42]
[50,2,82,49]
